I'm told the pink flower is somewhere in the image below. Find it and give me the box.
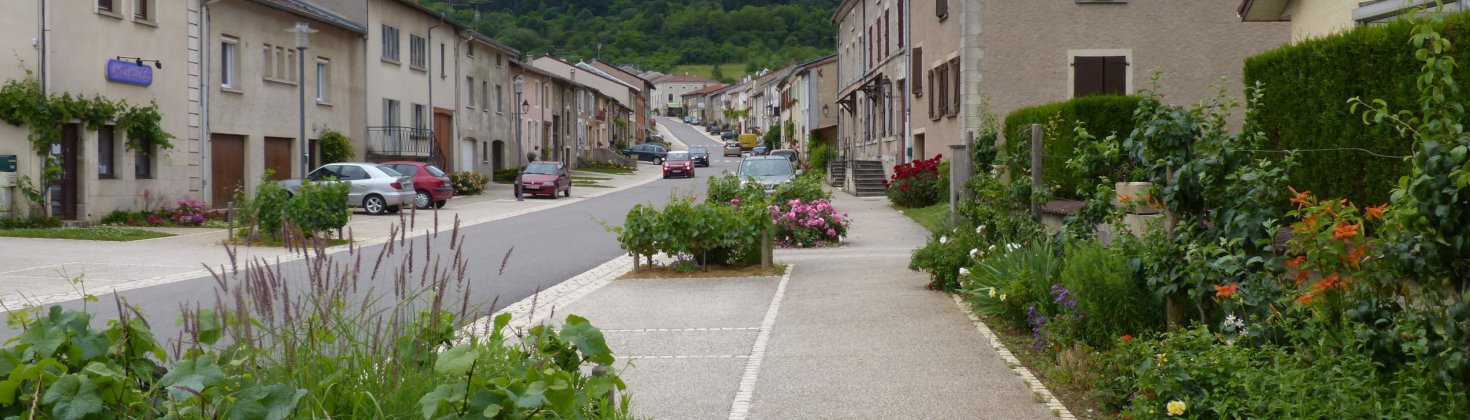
[730,198,742,206]
[827,228,837,237]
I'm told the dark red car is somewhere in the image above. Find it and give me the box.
[662,151,695,179]
[517,161,572,198]
[382,161,453,209]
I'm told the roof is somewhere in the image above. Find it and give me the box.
[682,84,728,97]
[587,60,654,87]
[1238,0,1291,21]
[466,31,520,57]
[653,74,718,84]
[532,55,641,92]
[575,62,643,92]
[248,0,366,34]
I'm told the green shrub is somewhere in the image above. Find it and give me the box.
[251,177,290,239]
[0,216,60,229]
[706,173,758,205]
[318,129,354,164]
[490,168,519,185]
[449,171,491,195]
[614,196,768,268]
[935,159,950,202]
[772,172,830,204]
[284,180,350,236]
[1240,13,1466,205]
[1002,95,1142,199]
[808,142,834,174]
[962,241,1064,328]
[1058,241,1161,348]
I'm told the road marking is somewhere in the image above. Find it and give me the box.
[461,255,633,338]
[727,264,793,420]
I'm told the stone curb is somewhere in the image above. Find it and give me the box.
[950,294,1076,419]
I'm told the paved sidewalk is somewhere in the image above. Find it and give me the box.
[528,190,1060,419]
[0,163,664,309]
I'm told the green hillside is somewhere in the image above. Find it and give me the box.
[421,0,837,79]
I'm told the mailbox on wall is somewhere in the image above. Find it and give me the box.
[0,155,15,172]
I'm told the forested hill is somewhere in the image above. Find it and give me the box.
[421,0,839,77]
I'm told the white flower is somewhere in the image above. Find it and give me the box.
[1006,243,1020,251]
[939,235,948,244]
[988,287,997,298]
[969,248,981,258]
[988,244,996,251]
[959,267,970,276]
[975,225,987,234]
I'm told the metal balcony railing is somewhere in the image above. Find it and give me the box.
[367,126,436,159]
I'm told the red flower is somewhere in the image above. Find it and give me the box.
[1120,334,1134,342]
[1284,255,1306,269]
[1214,283,1239,299]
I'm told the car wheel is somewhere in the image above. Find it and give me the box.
[563,186,571,197]
[363,195,387,215]
[434,200,447,208]
[414,190,433,209]
[550,190,558,200]
[653,157,663,165]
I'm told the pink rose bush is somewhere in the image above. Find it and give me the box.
[767,198,849,248]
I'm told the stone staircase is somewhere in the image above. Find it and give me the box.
[828,160,847,190]
[851,159,887,197]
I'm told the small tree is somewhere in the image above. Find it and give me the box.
[318,129,354,164]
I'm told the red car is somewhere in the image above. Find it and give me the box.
[662,151,695,179]
[517,161,572,198]
[382,161,453,209]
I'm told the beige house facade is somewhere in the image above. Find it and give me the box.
[1240,0,1465,41]
[1,0,200,221]
[650,74,717,118]
[834,0,910,168]
[586,60,653,141]
[203,0,366,207]
[779,55,838,154]
[455,33,518,175]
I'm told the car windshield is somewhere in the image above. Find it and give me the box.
[424,165,446,177]
[690,146,707,154]
[524,162,559,175]
[740,159,794,177]
[667,152,691,161]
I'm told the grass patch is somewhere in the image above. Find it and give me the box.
[897,202,952,233]
[576,166,637,175]
[621,263,787,279]
[0,227,173,241]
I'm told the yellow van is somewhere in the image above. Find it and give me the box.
[738,133,759,150]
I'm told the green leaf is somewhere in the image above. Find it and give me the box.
[559,314,613,365]
[482,403,503,417]
[158,355,225,395]
[418,383,466,420]
[41,374,103,420]
[434,344,478,376]
[224,383,305,420]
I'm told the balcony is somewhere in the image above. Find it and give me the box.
[366,126,439,163]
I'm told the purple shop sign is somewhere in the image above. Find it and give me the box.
[106,59,153,86]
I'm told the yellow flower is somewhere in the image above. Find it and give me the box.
[1166,400,1186,416]
[999,293,1007,302]
[988,287,997,298]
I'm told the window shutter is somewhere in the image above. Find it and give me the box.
[937,0,948,19]
[927,69,936,120]
[898,1,905,46]
[1073,56,1105,97]
[949,59,960,117]
[912,48,923,97]
[1103,56,1128,95]
[883,11,891,57]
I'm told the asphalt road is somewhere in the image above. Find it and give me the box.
[0,118,742,346]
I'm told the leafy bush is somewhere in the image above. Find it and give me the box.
[103,198,225,227]
[706,173,762,205]
[772,172,830,204]
[1002,95,1142,198]
[249,177,291,239]
[962,241,1063,328]
[450,171,491,195]
[767,198,848,248]
[613,196,768,268]
[1058,241,1161,348]
[886,154,943,208]
[318,129,354,164]
[0,216,60,229]
[284,180,350,236]
[490,169,519,185]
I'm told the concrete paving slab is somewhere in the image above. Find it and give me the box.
[621,358,745,420]
[607,329,757,358]
[555,277,778,330]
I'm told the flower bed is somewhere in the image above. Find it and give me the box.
[767,198,849,248]
[886,154,943,208]
[101,198,227,228]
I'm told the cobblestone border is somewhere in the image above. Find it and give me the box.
[462,255,634,337]
[951,295,1076,419]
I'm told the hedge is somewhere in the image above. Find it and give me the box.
[1003,95,1143,198]
[1241,13,1470,205]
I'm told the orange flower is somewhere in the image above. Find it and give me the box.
[1214,283,1239,299]
[1289,186,1312,208]
[1295,291,1315,305]
[1121,334,1135,342]
[1332,222,1361,241]
[1284,255,1306,269]
[1295,270,1311,286]
[1365,203,1387,220]
[1118,193,1132,204]
[1312,273,1344,293]
[1302,214,1321,228]
[1346,246,1367,265]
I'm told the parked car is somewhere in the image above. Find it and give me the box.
[707,123,720,133]
[382,161,452,209]
[721,131,738,141]
[663,151,695,179]
[689,146,710,167]
[750,146,769,156]
[516,161,572,198]
[768,149,798,166]
[282,162,413,215]
[622,143,669,164]
[736,156,801,194]
[723,141,743,157]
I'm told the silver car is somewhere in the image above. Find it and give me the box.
[282,163,415,215]
[737,156,802,194]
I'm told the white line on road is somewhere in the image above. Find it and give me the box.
[727,264,793,420]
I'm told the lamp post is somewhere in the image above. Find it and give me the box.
[288,22,317,176]
[514,75,524,201]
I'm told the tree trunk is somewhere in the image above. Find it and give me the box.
[1166,293,1189,331]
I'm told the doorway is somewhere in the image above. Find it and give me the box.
[491,140,504,172]
[264,137,293,180]
[211,134,246,208]
[55,124,79,220]
[434,109,453,170]
[913,133,926,161]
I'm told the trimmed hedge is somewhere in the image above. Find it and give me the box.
[1242,13,1464,205]
[1003,95,1143,198]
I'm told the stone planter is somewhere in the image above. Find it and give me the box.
[1113,181,1160,215]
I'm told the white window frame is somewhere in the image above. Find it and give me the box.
[381,25,400,63]
[409,34,427,70]
[315,58,330,103]
[466,76,477,109]
[495,84,504,114]
[133,0,156,25]
[383,98,401,127]
[220,36,240,91]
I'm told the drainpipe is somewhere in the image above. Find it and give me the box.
[201,0,225,206]
[902,0,912,164]
[427,13,443,166]
[38,0,46,95]
[456,33,470,171]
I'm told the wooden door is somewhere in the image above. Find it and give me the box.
[57,124,79,220]
[210,134,246,208]
[264,137,293,180]
[434,110,453,170]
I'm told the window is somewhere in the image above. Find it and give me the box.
[467,76,476,108]
[410,35,427,70]
[948,58,960,117]
[898,0,905,47]
[383,98,400,127]
[467,43,474,57]
[495,84,503,113]
[439,43,446,77]
[496,53,503,68]
[381,25,400,62]
[134,0,153,22]
[98,125,115,179]
[263,44,297,82]
[482,141,489,162]
[316,58,330,101]
[937,0,949,20]
[97,0,115,13]
[1072,56,1128,97]
[220,36,239,89]
[883,10,890,57]
[412,104,427,131]
[912,47,923,97]
[481,82,489,111]
[134,138,153,179]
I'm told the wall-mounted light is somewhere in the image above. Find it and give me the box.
[822,104,830,117]
[116,56,162,69]
[521,100,530,114]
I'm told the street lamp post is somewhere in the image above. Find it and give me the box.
[514,75,524,201]
[289,22,317,177]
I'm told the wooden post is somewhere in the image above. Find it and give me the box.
[1030,124,1043,218]
[948,135,973,223]
[761,228,772,270]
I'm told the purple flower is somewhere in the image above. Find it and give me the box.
[730,198,742,206]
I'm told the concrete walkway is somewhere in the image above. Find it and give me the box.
[0,163,665,309]
[531,190,1060,419]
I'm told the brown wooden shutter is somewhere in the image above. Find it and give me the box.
[1104,56,1128,95]
[912,48,923,97]
[949,58,960,117]
[898,1,905,47]
[927,69,937,120]
[884,11,891,57]
[937,0,948,19]
[1073,56,1105,97]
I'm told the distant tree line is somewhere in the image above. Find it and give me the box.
[422,0,837,77]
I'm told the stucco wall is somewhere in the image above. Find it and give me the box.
[364,0,455,132]
[980,1,1289,129]
[456,38,515,174]
[908,0,964,160]
[1285,0,1356,42]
